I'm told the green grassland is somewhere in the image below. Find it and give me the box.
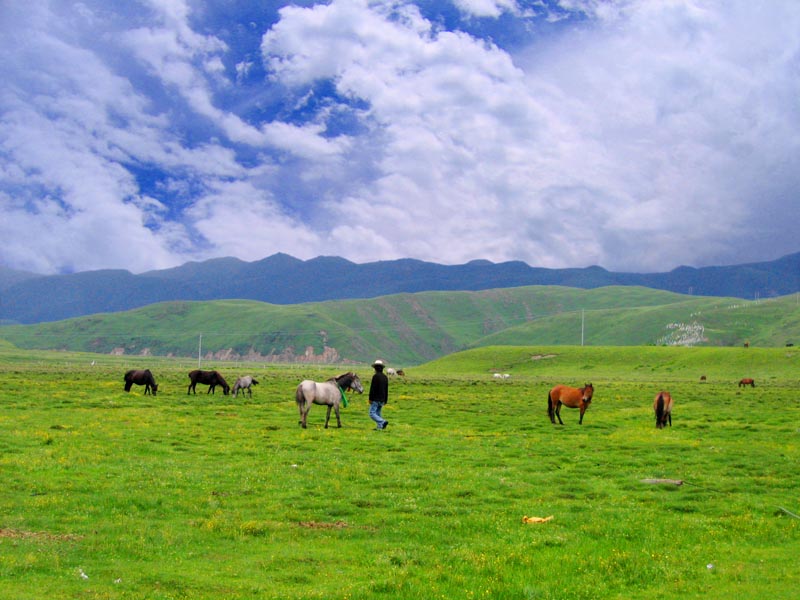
[2,286,800,365]
[1,343,798,599]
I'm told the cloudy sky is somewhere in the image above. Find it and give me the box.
[2,0,800,275]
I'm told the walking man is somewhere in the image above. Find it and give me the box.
[369,359,389,430]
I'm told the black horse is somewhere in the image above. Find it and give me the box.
[124,369,159,395]
[187,369,230,395]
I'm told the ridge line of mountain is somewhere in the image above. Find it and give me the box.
[1,251,798,325]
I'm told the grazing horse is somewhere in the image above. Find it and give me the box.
[187,369,230,395]
[738,378,755,388]
[124,369,158,395]
[296,372,364,429]
[654,391,674,429]
[548,383,594,425]
[232,375,259,398]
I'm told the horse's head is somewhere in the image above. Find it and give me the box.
[582,383,594,402]
[348,373,364,394]
[151,383,158,396]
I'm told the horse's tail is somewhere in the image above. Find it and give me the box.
[547,391,554,419]
[655,393,665,428]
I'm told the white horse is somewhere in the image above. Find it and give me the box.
[232,375,259,398]
[295,372,364,429]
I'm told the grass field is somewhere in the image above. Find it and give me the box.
[1,343,799,599]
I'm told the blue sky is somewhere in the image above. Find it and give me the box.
[2,0,800,275]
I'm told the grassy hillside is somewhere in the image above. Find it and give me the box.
[1,286,799,364]
[416,344,799,385]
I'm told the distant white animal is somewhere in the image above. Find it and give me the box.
[387,368,397,376]
[232,375,259,398]
[493,373,510,379]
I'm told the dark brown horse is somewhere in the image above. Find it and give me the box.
[654,391,673,429]
[548,383,594,425]
[188,369,230,395]
[738,378,755,388]
[124,369,158,395]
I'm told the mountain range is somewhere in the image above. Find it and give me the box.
[1,251,799,325]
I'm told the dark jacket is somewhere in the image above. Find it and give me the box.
[369,371,389,404]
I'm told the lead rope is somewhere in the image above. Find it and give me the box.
[338,386,348,408]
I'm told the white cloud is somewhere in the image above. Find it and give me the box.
[261,0,800,270]
[261,121,352,160]
[2,0,800,275]
[261,0,596,266]
[187,179,323,261]
[452,0,523,18]
[513,0,800,268]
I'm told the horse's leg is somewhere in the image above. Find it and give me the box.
[555,401,564,425]
[579,404,586,425]
[334,403,341,428]
[295,388,306,427]
[300,402,309,428]
[324,405,332,429]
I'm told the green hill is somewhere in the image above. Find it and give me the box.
[414,343,800,383]
[1,286,798,364]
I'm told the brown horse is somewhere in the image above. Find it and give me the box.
[738,378,755,388]
[187,369,230,395]
[654,391,673,429]
[548,383,594,425]
[124,369,158,395]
